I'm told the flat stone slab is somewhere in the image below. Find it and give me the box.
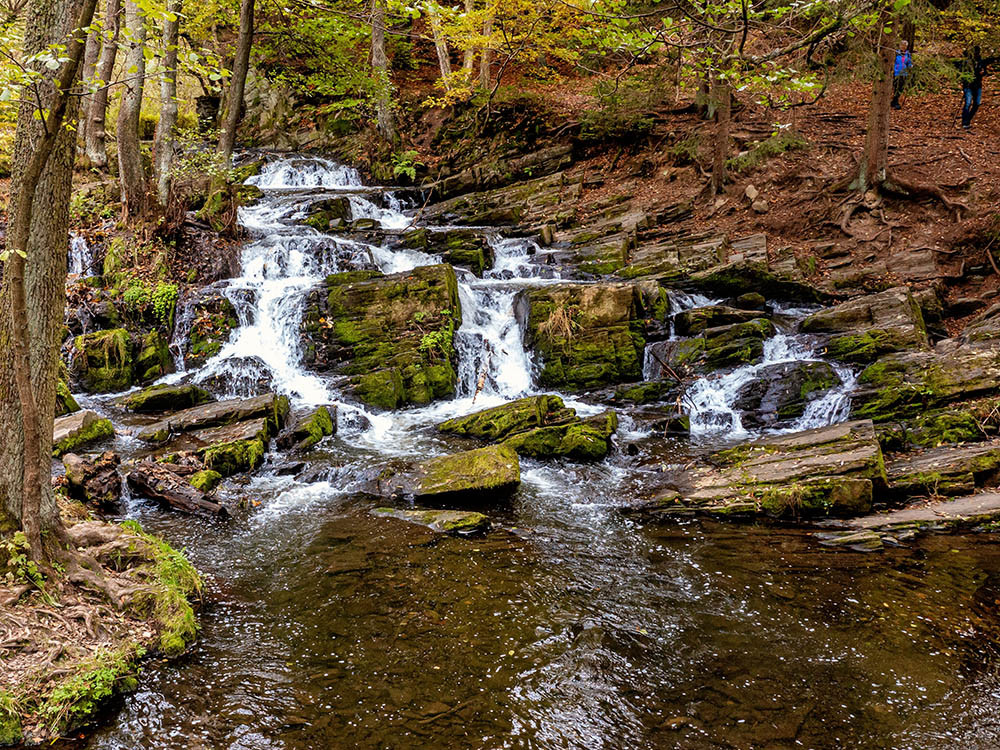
[374,444,521,504]
[53,410,114,457]
[635,420,886,519]
[136,393,288,443]
[886,439,1000,497]
[847,492,1000,530]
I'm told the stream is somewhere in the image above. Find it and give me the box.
[75,157,1000,749]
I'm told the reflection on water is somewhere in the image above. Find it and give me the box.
[76,445,1000,750]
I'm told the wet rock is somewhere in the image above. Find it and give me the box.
[664,319,775,373]
[119,383,215,414]
[304,197,352,232]
[278,406,337,451]
[202,438,266,477]
[504,411,618,461]
[135,330,174,384]
[53,410,115,457]
[674,305,763,336]
[834,490,1000,537]
[618,229,723,280]
[188,469,223,493]
[815,529,884,552]
[68,328,134,393]
[372,507,490,535]
[801,287,929,364]
[192,417,270,445]
[377,444,521,503]
[515,282,651,390]
[300,264,461,409]
[136,393,289,443]
[438,395,575,441]
[197,355,274,397]
[734,361,842,428]
[399,228,494,276]
[634,420,886,519]
[734,292,766,311]
[55,378,80,416]
[350,218,380,232]
[62,451,122,507]
[184,289,239,368]
[613,380,678,404]
[885,440,1000,498]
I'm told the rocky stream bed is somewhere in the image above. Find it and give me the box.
[51,155,1000,748]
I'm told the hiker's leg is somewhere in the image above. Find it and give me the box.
[969,84,982,124]
[962,85,974,127]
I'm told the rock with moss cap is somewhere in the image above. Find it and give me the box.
[885,439,1000,498]
[632,420,886,520]
[52,410,115,457]
[278,406,337,451]
[68,328,134,393]
[55,379,80,416]
[136,393,289,443]
[661,318,775,374]
[373,507,490,534]
[438,395,576,441]
[734,361,842,428]
[399,228,494,276]
[377,444,521,504]
[801,286,929,364]
[200,438,266,477]
[119,383,215,414]
[188,469,223,493]
[300,264,461,409]
[504,411,618,461]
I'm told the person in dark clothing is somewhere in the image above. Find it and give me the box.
[892,40,912,110]
[960,46,998,129]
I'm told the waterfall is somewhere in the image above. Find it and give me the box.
[643,290,716,380]
[69,233,93,276]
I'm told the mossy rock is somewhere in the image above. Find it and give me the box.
[185,293,238,368]
[55,379,80,417]
[372,507,490,535]
[188,470,223,493]
[201,437,266,477]
[506,411,618,461]
[119,383,215,414]
[52,411,115,457]
[438,395,575,441]
[300,264,462,409]
[614,381,677,404]
[70,328,134,393]
[390,444,521,503]
[135,330,174,384]
[280,406,336,450]
[401,228,493,276]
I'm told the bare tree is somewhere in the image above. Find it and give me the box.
[77,14,100,153]
[116,0,147,216]
[218,0,254,164]
[370,0,396,142]
[479,12,493,88]
[427,3,453,88]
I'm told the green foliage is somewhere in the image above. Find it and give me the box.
[0,531,43,588]
[727,128,809,173]
[152,283,178,328]
[392,149,424,181]
[122,279,152,313]
[579,70,670,142]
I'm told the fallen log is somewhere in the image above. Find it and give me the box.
[126,460,229,517]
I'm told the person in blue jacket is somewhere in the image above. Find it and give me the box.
[892,40,913,110]
[959,46,996,130]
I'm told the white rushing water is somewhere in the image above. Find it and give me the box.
[69,233,94,276]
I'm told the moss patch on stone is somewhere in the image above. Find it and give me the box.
[70,328,134,393]
[52,418,114,458]
[188,470,223,493]
[201,437,266,477]
[55,379,80,417]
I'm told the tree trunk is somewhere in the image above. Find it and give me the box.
[116,0,147,217]
[217,0,253,164]
[84,0,121,168]
[154,0,181,205]
[710,77,731,194]
[428,6,452,88]
[77,17,100,155]
[858,25,895,191]
[479,12,492,88]
[370,0,396,143]
[0,0,97,560]
[462,0,474,75]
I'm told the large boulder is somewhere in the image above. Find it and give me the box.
[634,420,886,519]
[68,328,134,393]
[136,393,289,443]
[303,197,353,232]
[801,287,929,364]
[183,288,239,368]
[119,383,215,413]
[515,282,656,390]
[438,395,575,441]
[300,264,462,409]
[674,305,762,336]
[734,361,842,428]
[53,410,114,457]
[663,319,775,373]
[277,406,337,451]
[134,330,173,383]
[504,411,618,461]
[375,444,521,504]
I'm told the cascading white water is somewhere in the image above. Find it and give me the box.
[643,290,716,380]
[69,233,93,276]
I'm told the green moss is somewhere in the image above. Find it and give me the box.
[188,470,223,493]
[202,437,266,477]
[726,129,809,173]
[0,691,21,746]
[55,379,80,417]
[135,330,172,383]
[355,369,404,410]
[439,395,573,441]
[615,381,675,404]
[757,477,872,518]
[72,328,133,393]
[415,443,521,497]
[288,406,335,450]
[52,418,114,457]
[39,643,146,734]
[120,383,214,413]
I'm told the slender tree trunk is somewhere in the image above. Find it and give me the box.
[427,6,452,88]
[85,0,121,168]
[462,0,474,75]
[154,0,181,205]
[710,76,731,194]
[370,0,396,143]
[217,0,253,164]
[78,18,100,155]
[116,0,146,217]
[1,0,97,560]
[858,26,895,191]
[479,12,492,88]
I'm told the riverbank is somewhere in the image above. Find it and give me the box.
[0,513,200,747]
